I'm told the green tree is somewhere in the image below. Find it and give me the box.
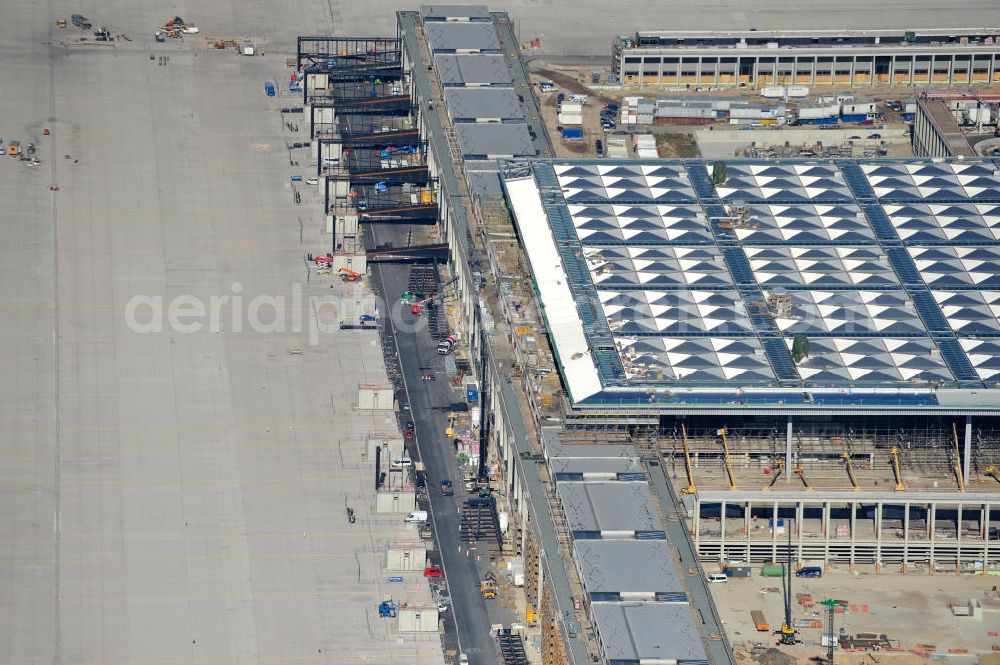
[791,335,810,364]
[712,162,727,185]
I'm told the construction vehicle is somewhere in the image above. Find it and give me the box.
[338,267,362,282]
[680,424,696,494]
[952,422,965,492]
[842,451,861,491]
[986,465,1000,483]
[409,296,435,316]
[71,14,92,29]
[378,600,397,618]
[444,412,457,438]
[890,447,905,491]
[436,335,457,356]
[7,141,21,157]
[480,571,498,599]
[778,530,798,645]
[763,458,784,491]
[794,464,814,491]
[718,428,738,490]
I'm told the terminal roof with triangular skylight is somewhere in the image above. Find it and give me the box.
[501,158,1000,413]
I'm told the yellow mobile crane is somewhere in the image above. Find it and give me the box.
[680,424,696,495]
[718,428,738,490]
[445,412,457,438]
[842,451,861,492]
[794,464,814,492]
[952,422,966,492]
[890,447,905,492]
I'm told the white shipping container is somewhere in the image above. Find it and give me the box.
[635,134,656,147]
[561,100,584,114]
[798,106,835,120]
[558,112,583,126]
[608,146,628,158]
[760,86,785,99]
[786,85,809,98]
[636,148,659,159]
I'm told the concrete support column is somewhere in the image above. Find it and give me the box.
[957,502,963,573]
[903,501,910,573]
[875,501,883,573]
[693,496,700,542]
[785,416,793,484]
[745,500,752,537]
[772,501,779,563]
[796,502,804,567]
[984,503,991,574]
[929,502,936,573]
[849,501,857,572]
[720,500,727,563]
[964,417,972,485]
[823,501,831,566]
[850,55,857,87]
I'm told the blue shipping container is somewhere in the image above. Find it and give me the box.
[466,386,479,403]
[840,113,869,123]
[562,127,584,140]
[798,116,838,125]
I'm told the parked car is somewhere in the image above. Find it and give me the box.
[595,139,604,156]
[390,458,413,469]
[866,133,881,139]
[440,480,454,496]
[71,14,92,29]
[424,566,445,578]
[305,177,318,185]
[603,103,619,113]
[848,135,861,139]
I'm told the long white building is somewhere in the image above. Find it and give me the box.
[613,28,1000,88]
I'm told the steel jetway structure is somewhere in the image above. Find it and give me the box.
[296,37,403,104]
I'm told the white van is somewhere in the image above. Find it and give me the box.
[404,510,428,523]
[459,654,469,665]
[390,458,413,469]
[706,572,728,583]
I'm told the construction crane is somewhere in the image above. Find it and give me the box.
[890,447,906,492]
[842,451,861,492]
[794,464,814,492]
[778,528,798,645]
[819,599,843,665]
[718,428,737,490]
[762,458,784,491]
[952,422,966,492]
[680,423,696,494]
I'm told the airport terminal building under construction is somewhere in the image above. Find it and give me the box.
[613,29,1000,88]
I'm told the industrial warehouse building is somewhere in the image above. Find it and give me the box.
[502,157,1000,570]
[613,29,1000,88]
